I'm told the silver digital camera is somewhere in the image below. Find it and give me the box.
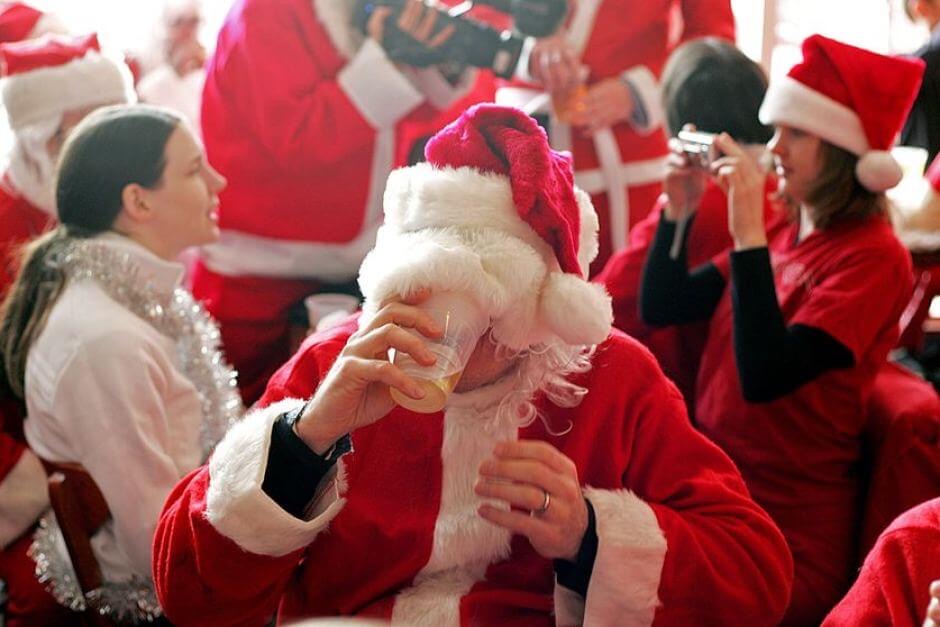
[677,130,719,169]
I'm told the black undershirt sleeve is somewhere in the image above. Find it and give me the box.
[729,247,855,403]
[553,499,598,597]
[261,407,350,519]
[639,213,726,326]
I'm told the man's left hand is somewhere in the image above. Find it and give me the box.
[569,77,634,135]
[476,440,588,561]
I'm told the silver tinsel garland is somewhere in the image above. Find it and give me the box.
[30,239,245,623]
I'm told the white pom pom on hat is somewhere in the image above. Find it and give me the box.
[855,150,903,192]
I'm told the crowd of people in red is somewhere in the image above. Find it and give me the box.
[0,1,939,626]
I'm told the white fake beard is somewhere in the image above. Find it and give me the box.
[6,116,60,217]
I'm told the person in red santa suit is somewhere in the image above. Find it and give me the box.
[192,0,500,404]
[498,0,735,275]
[0,32,133,627]
[153,104,793,626]
[641,35,924,624]
[822,497,940,627]
[594,36,775,406]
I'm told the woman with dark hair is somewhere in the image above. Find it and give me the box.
[641,35,924,624]
[595,36,774,405]
[0,104,240,623]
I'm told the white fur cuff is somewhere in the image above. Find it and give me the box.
[554,580,586,626]
[338,39,424,129]
[0,449,49,548]
[582,487,666,626]
[205,398,346,557]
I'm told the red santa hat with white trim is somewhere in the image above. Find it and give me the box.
[1,32,133,132]
[759,34,924,192]
[0,2,66,43]
[358,104,612,349]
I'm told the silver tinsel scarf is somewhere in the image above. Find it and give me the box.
[29,239,245,623]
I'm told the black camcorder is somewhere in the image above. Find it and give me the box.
[352,0,567,79]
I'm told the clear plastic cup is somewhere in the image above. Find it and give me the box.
[389,292,488,414]
[305,293,360,332]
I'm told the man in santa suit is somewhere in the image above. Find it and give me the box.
[192,0,499,404]
[153,105,793,626]
[0,31,133,627]
[498,0,735,274]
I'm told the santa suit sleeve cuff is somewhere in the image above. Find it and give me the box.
[562,487,666,625]
[0,449,49,548]
[620,66,663,134]
[338,38,425,129]
[205,398,347,557]
[403,65,478,111]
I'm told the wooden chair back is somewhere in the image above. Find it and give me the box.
[40,459,116,627]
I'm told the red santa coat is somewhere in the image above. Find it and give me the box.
[498,0,735,273]
[153,321,792,626]
[698,216,914,625]
[823,497,940,627]
[193,0,494,401]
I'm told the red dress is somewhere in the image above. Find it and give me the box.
[697,215,914,625]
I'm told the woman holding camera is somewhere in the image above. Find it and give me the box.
[641,35,923,625]
[0,104,241,622]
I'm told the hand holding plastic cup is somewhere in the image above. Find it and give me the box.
[552,65,589,124]
[389,291,488,414]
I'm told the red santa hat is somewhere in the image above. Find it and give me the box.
[0,2,64,43]
[759,34,925,192]
[358,104,612,349]
[1,32,132,131]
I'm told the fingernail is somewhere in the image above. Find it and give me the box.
[411,384,426,398]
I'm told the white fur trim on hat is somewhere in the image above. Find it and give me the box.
[540,273,612,346]
[2,51,133,131]
[759,75,869,156]
[856,150,903,192]
[360,163,612,350]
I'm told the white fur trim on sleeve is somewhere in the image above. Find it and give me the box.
[338,39,424,130]
[404,66,478,112]
[205,398,346,557]
[621,66,664,134]
[554,581,586,627]
[0,449,49,548]
[582,487,666,626]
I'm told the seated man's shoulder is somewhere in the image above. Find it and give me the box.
[586,329,672,389]
[261,315,360,404]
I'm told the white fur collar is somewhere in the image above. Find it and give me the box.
[312,0,364,59]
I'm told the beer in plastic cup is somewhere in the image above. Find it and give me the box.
[389,291,488,413]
